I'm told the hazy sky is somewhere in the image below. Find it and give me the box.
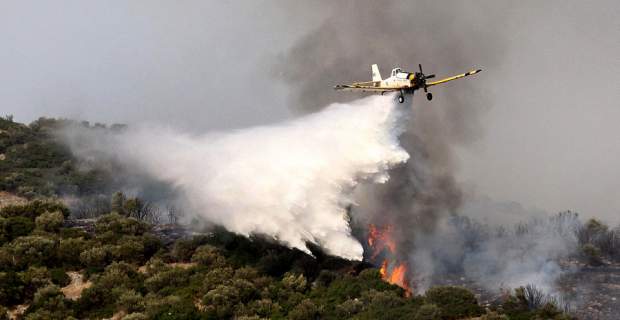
[1,1,619,223]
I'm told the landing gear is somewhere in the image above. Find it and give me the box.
[398,95,405,103]
[426,92,433,101]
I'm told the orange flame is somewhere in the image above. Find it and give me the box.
[368,224,397,257]
[367,224,412,296]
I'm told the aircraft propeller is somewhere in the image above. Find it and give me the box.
[418,64,435,101]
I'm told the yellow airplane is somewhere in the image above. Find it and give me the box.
[334,64,482,103]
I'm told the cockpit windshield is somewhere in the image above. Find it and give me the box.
[391,68,402,76]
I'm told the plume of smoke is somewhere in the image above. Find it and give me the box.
[276,1,586,295]
[62,95,410,260]
[410,212,580,293]
[276,0,509,273]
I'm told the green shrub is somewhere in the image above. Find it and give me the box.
[0,305,9,320]
[145,267,191,294]
[110,238,145,264]
[581,243,603,266]
[424,286,483,319]
[288,299,321,320]
[50,268,70,287]
[122,313,148,320]
[7,235,57,268]
[2,216,35,241]
[95,213,149,236]
[80,246,110,269]
[26,284,74,319]
[21,266,52,296]
[281,272,308,293]
[145,295,202,320]
[75,284,116,318]
[172,239,198,262]
[360,289,409,319]
[202,284,239,318]
[116,289,145,314]
[244,298,281,318]
[191,244,225,267]
[315,270,338,287]
[480,310,509,320]
[0,271,25,305]
[0,200,69,219]
[58,237,89,268]
[335,298,364,318]
[200,267,235,293]
[35,211,64,233]
[96,262,143,291]
[415,304,441,320]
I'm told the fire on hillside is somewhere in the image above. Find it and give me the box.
[367,224,412,296]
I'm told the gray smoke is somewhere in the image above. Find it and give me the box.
[276,0,509,278]
[275,0,608,296]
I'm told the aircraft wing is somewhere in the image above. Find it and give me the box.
[426,69,482,87]
[334,81,400,92]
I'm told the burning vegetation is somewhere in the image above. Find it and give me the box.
[367,224,412,295]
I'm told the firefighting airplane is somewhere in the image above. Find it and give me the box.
[334,64,482,103]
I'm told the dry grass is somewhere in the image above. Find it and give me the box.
[61,271,92,300]
[8,304,28,320]
[0,191,26,209]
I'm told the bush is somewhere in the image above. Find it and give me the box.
[0,271,25,305]
[110,238,145,264]
[288,299,321,320]
[27,284,74,319]
[191,244,225,267]
[415,304,441,320]
[80,246,110,269]
[75,284,116,318]
[202,285,239,318]
[502,286,567,319]
[480,310,508,320]
[21,266,52,295]
[172,239,199,262]
[35,211,64,233]
[335,298,364,318]
[281,272,308,293]
[58,237,89,268]
[0,200,69,219]
[2,216,35,241]
[96,262,143,291]
[581,243,603,266]
[122,313,148,320]
[424,286,483,319]
[95,213,149,237]
[116,289,145,314]
[0,306,9,320]
[7,235,57,268]
[145,295,202,320]
[50,268,70,287]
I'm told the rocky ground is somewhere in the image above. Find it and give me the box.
[560,262,620,320]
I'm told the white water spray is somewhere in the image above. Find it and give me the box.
[66,95,410,260]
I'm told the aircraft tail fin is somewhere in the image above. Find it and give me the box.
[371,64,382,82]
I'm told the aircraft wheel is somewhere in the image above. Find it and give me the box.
[398,95,405,103]
[426,92,433,101]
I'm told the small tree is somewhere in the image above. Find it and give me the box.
[191,245,226,267]
[111,192,126,214]
[415,304,441,320]
[35,211,64,233]
[288,299,321,320]
[424,286,483,319]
